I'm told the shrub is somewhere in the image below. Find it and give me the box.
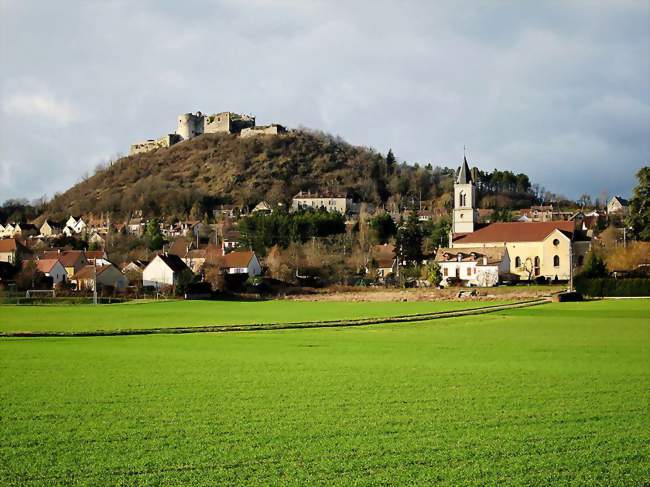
[574,277,650,297]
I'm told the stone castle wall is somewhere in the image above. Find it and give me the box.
[130,134,182,155]
[241,124,286,138]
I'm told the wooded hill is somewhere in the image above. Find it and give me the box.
[44,129,535,219]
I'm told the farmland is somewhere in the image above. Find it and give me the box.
[0,299,514,334]
[0,300,648,485]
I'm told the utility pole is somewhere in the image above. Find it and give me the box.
[93,260,98,305]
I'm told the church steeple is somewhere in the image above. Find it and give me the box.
[456,156,473,184]
[453,156,479,234]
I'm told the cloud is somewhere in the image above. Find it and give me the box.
[3,92,79,126]
[0,0,647,202]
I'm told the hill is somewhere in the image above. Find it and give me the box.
[44,129,538,220]
[46,130,455,219]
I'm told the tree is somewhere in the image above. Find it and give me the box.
[429,216,451,249]
[422,261,442,287]
[580,250,607,278]
[369,213,397,244]
[145,219,164,251]
[626,166,650,241]
[386,149,396,176]
[396,210,423,265]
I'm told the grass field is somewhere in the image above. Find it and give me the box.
[0,299,513,333]
[0,300,648,485]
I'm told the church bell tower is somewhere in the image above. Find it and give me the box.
[453,157,479,234]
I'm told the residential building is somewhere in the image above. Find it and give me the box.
[142,253,190,289]
[607,196,629,215]
[0,238,32,264]
[291,191,352,214]
[435,247,510,287]
[41,250,88,276]
[72,264,128,291]
[35,259,68,285]
[222,250,262,276]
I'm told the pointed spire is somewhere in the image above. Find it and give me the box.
[456,156,473,184]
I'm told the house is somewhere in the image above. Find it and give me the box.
[435,247,510,287]
[40,220,63,237]
[184,244,223,273]
[449,158,591,283]
[222,230,241,251]
[13,223,39,237]
[122,259,149,274]
[41,250,88,276]
[0,238,32,264]
[222,250,262,276]
[63,216,87,235]
[291,190,352,214]
[368,244,397,279]
[35,259,68,285]
[607,196,629,215]
[251,201,273,214]
[71,264,128,291]
[88,231,106,247]
[0,223,15,238]
[142,253,191,289]
[85,250,111,266]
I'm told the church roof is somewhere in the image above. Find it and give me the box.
[453,221,575,244]
[456,157,473,184]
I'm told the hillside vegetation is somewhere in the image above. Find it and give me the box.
[47,131,452,219]
[45,130,536,220]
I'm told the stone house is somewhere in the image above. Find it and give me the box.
[291,191,352,214]
[435,247,510,287]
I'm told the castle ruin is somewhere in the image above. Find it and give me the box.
[130,111,270,155]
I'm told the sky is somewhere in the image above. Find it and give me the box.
[1,0,648,203]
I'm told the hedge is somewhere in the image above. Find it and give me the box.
[574,278,650,297]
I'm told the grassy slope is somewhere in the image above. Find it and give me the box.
[0,300,512,333]
[0,300,648,485]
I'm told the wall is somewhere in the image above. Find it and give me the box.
[291,197,351,214]
[130,134,182,155]
[176,113,204,140]
[240,124,285,138]
[143,256,175,289]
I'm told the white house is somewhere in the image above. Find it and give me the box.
[291,191,352,214]
[607,196,629,215]
[222,250,262,276]
[35,258,68,285]
[142,253,191,289]
[435,247,511,287]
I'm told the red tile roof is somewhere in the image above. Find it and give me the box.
[453,221,574,244]
[223,250,254,268]
[0,239,17,252]
[36,258,61,273]
[42,250,86,267]
[72,264,115,280]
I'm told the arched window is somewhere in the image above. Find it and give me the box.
[515,256,521,268]
[534,256,540,276]
[553,255,560,267]
[459,191,466,207]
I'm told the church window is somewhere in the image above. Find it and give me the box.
[515,256,521,268]
[459,191,466,207]
[553,238,560,246]
[553,255,560,267]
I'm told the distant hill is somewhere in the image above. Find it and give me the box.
[45,130,454,219]
[44,129,537,220]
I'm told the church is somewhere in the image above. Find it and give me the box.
[435,158,591,286]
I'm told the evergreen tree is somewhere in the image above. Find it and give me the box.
[386,149,396,176]
[626,166,650,241]
[580,251,607,278]
[369,213,397,243]
[145,219,164,251]
[396,210,423,265]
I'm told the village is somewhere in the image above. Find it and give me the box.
[0,157,639,299]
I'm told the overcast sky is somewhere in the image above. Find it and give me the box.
[1,0,648,203]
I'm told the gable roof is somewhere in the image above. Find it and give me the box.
[36,258,62,273]
[610,196,629,206]
[72,264,117,280]
[453,221,574,244]
[0,238,17,252]
[41,250,86,267]
[153,253,189,273]
[222,250,254,268]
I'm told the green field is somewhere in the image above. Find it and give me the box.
[1,300,648,485]
[0,299,512,333]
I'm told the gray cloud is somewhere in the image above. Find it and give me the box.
[1,0,648,202]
